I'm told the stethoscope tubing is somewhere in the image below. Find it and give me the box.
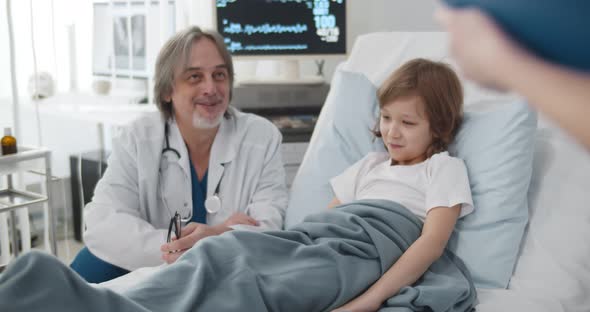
[161,120,223,216]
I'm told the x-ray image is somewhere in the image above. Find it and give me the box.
[92,1,175,78]
[113,14,146,71]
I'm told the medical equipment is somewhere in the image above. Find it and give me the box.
[159,121,223,224]
[162,122,181,159]
[204,169,223,214]
[159,122,191,242]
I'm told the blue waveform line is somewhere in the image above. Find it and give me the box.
[217,0,315,7]
[244,44,307,51]
[223,23,308,35]
[227,42,308,52]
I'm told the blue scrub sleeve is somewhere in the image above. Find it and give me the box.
[444,0,590,71]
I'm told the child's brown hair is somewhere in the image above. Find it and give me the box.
[373,58,464,158]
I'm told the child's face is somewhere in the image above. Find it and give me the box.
[379,95,433,165]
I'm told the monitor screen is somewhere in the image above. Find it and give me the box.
[215,0,346,57]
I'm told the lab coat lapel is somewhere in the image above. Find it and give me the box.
[207,109,238,198]
[168,119,191,180]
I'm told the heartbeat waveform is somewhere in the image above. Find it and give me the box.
[258,0,343,5]
[227,42,308,53]
[223,23,308,35]
[217,0,315,7]
[244,44,307,51]
[262,0,312,3]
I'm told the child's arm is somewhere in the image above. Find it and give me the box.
[334,205,461,312]
[327,198,342,209]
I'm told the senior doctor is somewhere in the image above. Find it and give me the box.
[70,26,288,283]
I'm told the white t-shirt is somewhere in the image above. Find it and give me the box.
[330,151,474,221]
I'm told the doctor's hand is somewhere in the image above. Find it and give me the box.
[222,212,259,227]
[160,212,259,264]
[160,222,230,264]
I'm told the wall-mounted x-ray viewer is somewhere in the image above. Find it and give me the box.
[92,1,176,80]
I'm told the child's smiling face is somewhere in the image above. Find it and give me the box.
[379,95,434,165]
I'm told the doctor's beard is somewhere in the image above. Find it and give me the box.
[192,109,223,129]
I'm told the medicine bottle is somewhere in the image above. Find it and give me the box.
[1,127,17,155]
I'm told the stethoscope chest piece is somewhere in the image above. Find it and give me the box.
[204,195,221,214]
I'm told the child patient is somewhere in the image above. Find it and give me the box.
[0,59,475,312]
[331,58,473,311]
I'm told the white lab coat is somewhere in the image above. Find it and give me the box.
[83,107,288,270]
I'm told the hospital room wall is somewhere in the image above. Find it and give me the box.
[0,0,93,128]
[0,0,442,104]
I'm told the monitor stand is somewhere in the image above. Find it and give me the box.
[236,60,325,86]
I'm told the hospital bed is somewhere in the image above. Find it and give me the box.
[285,32,590,312]
[101,32,590,311]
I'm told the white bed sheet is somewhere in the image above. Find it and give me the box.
[475,288,563,312]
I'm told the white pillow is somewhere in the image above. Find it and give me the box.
[508,126,590,310]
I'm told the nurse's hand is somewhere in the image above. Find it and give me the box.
[434,5,530,91]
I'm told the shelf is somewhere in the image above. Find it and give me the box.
[0,143,56,259]
[0,188,48,213]
[0,146,49,163]
[0,146,50,176]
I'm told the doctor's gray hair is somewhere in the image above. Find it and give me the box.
[153,26,235,120]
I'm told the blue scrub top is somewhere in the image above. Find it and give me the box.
[444,0,590,72]
[189,159,208,224]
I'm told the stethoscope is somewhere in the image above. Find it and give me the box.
[160,122,223,219]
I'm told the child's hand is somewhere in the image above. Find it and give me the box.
[332,293,382,312]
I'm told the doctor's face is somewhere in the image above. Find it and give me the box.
[379,95,433,165]
[167,38,230,129]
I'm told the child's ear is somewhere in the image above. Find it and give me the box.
[430,131,438,141]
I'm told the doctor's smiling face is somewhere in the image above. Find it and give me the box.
[379,95,433,165]
[166,37,230,130]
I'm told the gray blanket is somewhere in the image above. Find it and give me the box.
[0,199,475,312]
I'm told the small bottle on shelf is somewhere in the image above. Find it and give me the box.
[1,127,17,155]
